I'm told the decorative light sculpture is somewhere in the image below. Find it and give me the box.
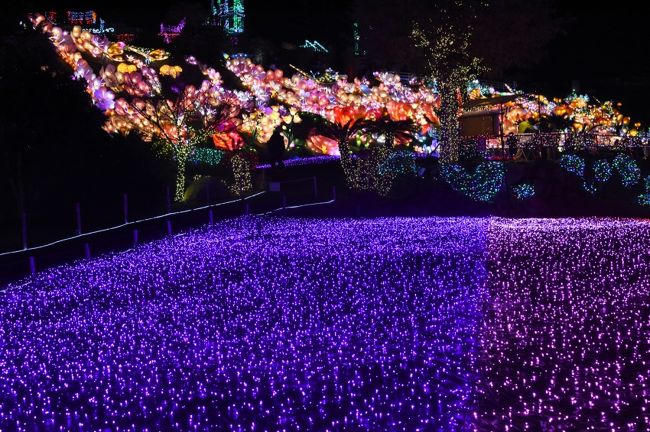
[211,0,244,34]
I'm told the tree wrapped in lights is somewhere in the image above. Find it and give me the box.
[412,1,484,163]
[314,117,367,187]
[315,115,415,195]
[30,13,251,202]
[362,119,417,194]
[102,62,245,202]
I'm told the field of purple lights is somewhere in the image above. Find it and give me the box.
[1,217,649,431]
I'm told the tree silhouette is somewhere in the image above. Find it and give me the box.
[353,0,561,77]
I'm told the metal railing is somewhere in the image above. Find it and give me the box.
[465,132,650,160]
[0,179,337,281]
[0,191,266,259]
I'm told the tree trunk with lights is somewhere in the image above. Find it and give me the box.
[338,137,357,187]
[411,12,482,164]
[439,83,460,163]
[371,134,394,195]
[228,152,253,196]
[173,145,192,202]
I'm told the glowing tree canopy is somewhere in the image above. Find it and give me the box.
[29,13,256,202]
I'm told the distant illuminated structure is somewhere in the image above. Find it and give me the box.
[210,0,245,34]
[353,22,361,56]
[159,18,186,44]
[67,10,96,25]
[300,40,328,53]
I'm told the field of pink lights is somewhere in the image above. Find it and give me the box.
[0,217,649,430]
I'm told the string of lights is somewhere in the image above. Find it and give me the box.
[2,218,648,429]
[190,147,225,167]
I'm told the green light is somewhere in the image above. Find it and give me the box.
[191,147,225,166]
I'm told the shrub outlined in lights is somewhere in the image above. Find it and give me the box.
[560,154,644,197]
[377,150,418,177]
[440,162,505,202]
[559,154,585,177]
[612,153,641,188]
[512,183,535,200]
[639,176,650,206]
[592,159,613,184]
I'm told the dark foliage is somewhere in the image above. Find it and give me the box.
[0,32,169,224]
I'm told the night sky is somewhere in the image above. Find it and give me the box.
[6,0,650,123]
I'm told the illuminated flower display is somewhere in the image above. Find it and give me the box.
[502,93,637,136]
[212,120,245,151]
[29,12,644,201]
[306,134,339,155]
[227,57,644,144]
[225,57,442,135]
[159,64,183,78]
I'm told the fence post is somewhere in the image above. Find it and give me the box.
[209,208,214,224]
[133,229,139,248]
[21,212,28,250]
[166,187,173,236]
[75,202,82,235]
[282,194,287,210]
[75,202,91,259]
[332,185,337,202]
[313,177,318,199]
[29,256,36,275]
[123,193,129,224]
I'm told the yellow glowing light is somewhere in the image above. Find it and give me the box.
[107,43,123,58]
[117,63,137,74]
[160,65,183,78]
[148,49,170,61]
